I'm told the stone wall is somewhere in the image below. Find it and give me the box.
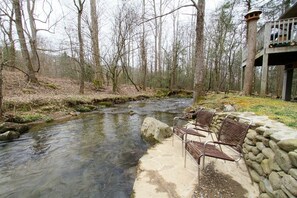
[211,113,297,198]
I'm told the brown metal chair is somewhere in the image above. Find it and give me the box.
[172,108,215,155]
[184,116,252,185]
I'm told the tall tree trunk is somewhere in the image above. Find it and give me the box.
[171,13,179,90]
[13,0,38,84]
[26,0,40,72]
[8,10,16,70]
[158,0,163,87]
[90,0,103,88]
[0,50,3,118]
[141,0,147,90]
[153,0,158,74]
[74,0,86,94]
[193,0,205,103]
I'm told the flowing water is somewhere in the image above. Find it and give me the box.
[0,98,192,198]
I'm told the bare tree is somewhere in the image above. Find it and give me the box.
[103,2,139,93]
[26,0,40,71]
[12,0,38,83]
[169,3,180,90]
[0,49,4,118]
[140,0,147,90]
[192,0,205,103]
[0,2,16,70]
[73,0,86,94]
[90,0,103,89]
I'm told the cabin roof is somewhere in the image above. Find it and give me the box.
[280,2,297,19]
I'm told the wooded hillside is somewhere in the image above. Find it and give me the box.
[1,0,297,102]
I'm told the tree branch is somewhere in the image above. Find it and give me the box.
[141,4,194,24]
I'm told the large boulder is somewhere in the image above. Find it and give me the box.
[0,131,20,141]
[141,117,172,144]
[0,122,29,134]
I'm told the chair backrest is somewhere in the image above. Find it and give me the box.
[195,109,215,128]
[217,117,250,152]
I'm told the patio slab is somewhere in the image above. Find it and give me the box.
[133,135,259,198]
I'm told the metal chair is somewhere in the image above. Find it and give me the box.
[172,108,215,155]
[184,116,252,185]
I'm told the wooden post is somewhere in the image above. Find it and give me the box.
[243,9,262,96]
[260,23,271,96]
[282,65,294,101]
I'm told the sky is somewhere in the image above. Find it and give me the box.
[24,0,225,54]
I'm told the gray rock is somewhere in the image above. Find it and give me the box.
[250,169,261,183]
[281,185,296,198]
[262,148,275,159]
[275,149,292,173]
[252,147,260,155]
[262,178,274,197]
[278,171,287,177]
[252,161,264,176]
[288,151,297,167]
[248,152,257,161]
[259,193,272,198]
[263,138,270,147]
[244,143,254,152]
[256,126,268,135]
[245,138,256,146]
[141,117,172,143]
[263,130,273,138]
[282,175,297,196]
[259,181,266,193]
[256,153,265,163]
[243,148,248,154]
[246,129,257,140]
[269,140,279,152]
[0,122,29,134]
[261,159,271,175]
[256,135,266,142]
[288,169,297,180]
[272,161,282,172]
[223,104,236,112]
[278,139,297,152]
[273,190,289,198]
[0,131,20,141]
[269,172,281,190]
[257,142,266,151]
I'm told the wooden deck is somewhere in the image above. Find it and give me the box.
[242,17,297,67]
[242,17,297,100]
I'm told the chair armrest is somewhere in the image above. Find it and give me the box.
[193,127,212,133]
[212,141,236,147]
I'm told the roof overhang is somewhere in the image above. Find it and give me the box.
[279,2,297,19]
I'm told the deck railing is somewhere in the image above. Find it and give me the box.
[269,17,297,47]
[242,17,297,63]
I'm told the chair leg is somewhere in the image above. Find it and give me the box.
[202,155,206,170]
[198,164,201,186]
[184,148,187,168]
[182,140,184,156]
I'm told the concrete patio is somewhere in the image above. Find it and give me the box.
[133,134,259,198]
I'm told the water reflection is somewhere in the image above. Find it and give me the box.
[0,98,191,197]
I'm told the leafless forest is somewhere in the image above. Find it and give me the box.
[0,0,296,97]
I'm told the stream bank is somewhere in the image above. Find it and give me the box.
[0,89,192,142]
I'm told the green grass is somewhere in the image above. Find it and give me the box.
[197,93,297,128]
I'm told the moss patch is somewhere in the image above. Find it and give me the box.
[5,113,43,123]
[75,105,97,112]
[198,93,297,128]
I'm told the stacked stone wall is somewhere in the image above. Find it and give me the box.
[211,113,297,198]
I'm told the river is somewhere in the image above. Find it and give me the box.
[0,98,192,198]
